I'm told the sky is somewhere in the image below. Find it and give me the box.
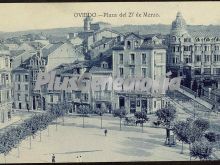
[0,2,220,32]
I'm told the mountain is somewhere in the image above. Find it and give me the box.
[0,27,83,39]
[1,24,220,39]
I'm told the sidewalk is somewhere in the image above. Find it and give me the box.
[178,88,213,109]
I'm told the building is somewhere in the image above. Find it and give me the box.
[112,32,167,114]
[167,12,220,93]
[89,66,113,113]
[0,44,12,122]
[12,66,31,110]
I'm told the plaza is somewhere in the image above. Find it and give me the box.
[0,115,191,163]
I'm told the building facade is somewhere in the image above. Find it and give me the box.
[167,12,220,92]
[0,44,12,122]
[112,33,167,114]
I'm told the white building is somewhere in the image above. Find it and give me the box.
[0,44,12,123]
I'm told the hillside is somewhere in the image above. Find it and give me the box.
[1,24,220,39]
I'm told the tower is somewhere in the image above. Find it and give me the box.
[84,16,92,31]
[170,12,188,37]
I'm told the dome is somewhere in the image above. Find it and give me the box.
[171,12,188,36]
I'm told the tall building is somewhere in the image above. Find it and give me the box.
[112,33,167,114]
[0,44,12,122]
[167,12,220,92]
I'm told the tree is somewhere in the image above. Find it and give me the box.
[113,107,127,131]
[59,101,72,126]
[205,132,216,143]
[156,106,177,145]
[190,138,213,160]
[93,103,107,129]
[77,105,91,128]
[134,111,147,133]
[182,118,209,160]
[173,121,190,154]
[193,118,209,132]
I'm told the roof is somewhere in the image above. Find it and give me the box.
[139,42,167,50]
[10,50,26,57]
[91,37,114,49]
[124,32,143,39]
[89,66,112,74]
[94,28,122,35]
[41,42,63,57]
[0,44,9,51]
[12,66,29,73]
[189,30,220,38]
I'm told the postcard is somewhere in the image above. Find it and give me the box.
[0,2,219,163]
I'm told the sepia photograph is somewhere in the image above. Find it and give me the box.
[0,1,220,163]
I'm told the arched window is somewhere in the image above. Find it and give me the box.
[172,36,176,42]
[30,59,34,65]
[127,41,131,49]
[205,38,210,42]
[101,61,108,69]
[196,38,200,42]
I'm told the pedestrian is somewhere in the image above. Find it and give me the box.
[76,156,79,162]
[79,155,82,162]
[104,129,107,136]
[52,154,55,163]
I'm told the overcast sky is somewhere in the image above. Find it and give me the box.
[0,2,220,32]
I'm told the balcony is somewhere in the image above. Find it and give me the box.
[204,62,211,66]
[183,51,191,56]
[94,96,111,101]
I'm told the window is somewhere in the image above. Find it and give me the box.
[127,41,131,49]
[215,46,219,51]
[25,84,28,91]
[101,62,108,69]
[17,94,21,101]
[134,41,139,48]
[130,67,135,76]
[119,54,123,64]
[5,58,8,67]
[172,36,176,42]
[205,55,210,62]
[204,46,210,51]
[184,46,191,51]
[18,84,21,91]
[119,67,124,77]
[204,68,211,75]
[154,101,156,108]
[7,91,9,100]
[50,95,53,103]
[142,68,147,78]
[5,74,8,81]
[196,55,201,62]
[25,94,28,102]
[24,75,29,82]
[177,46,180,52]
[142,53,147,64]
[214,68,220,75]
[130,54,135,64]
[16,74,21,82]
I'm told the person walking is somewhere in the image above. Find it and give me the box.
[104,129,107,136]
[52,154,55,163]
[79,155,83,162]
[76,156,79,162]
